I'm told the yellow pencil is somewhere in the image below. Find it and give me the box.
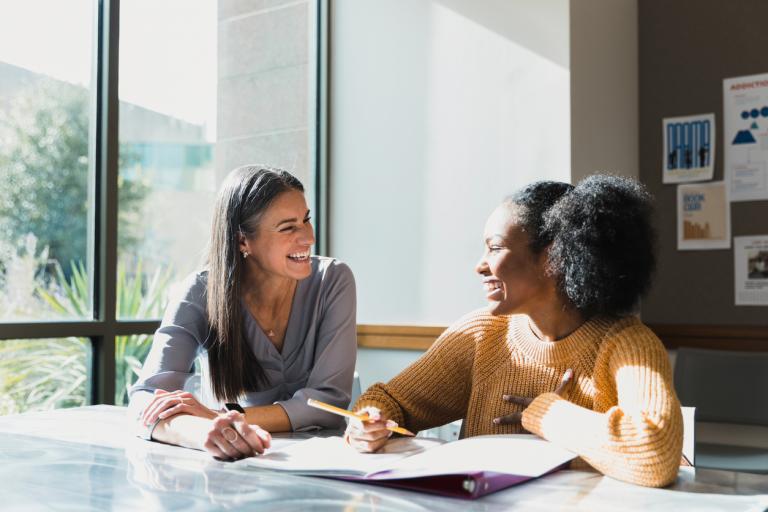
[307,398,415,436]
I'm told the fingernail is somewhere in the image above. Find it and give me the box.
[564,369,573,378]
[493,418,500,424]
[385,420,398,428]
[502,395,510,400]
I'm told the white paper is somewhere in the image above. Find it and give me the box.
[677,181,731,250]
[238,434,575,481]
[368,435,575,480]
[662,113,715,183]
[734,235,768,306]
[239,436,442,476]
[723,73,768,202]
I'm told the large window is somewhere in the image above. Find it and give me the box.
[0,0,325,412]
[117,0,218,322]
[0,0,95,322]
[0,338,91,414]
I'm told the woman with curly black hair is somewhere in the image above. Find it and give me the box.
[346,174,683,488]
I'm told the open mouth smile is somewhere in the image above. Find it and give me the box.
[483,278,504,300]
[287,251,310,262]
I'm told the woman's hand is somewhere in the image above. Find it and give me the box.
[343,406,397,453]
[494,368,574,426]
[142,389,217,426]
[202,410,271,460]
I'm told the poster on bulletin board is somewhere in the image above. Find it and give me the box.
[734,235,768,305]
[662,113,715,183]
[723,73,768,202]
[677,181,731,250]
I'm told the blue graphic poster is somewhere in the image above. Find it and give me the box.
[724,73,768,202]
[662,113,715,184]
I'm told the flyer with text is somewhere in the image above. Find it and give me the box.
[734,235,768,306]
[677,181,730,250]
[723,73,768,202]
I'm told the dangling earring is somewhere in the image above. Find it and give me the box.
[242,251,249,259]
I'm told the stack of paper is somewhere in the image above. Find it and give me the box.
[240,434,576,499]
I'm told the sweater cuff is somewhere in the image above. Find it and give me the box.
[521,392,564,438]
[353,399,404,427]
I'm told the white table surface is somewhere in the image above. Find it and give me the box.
[0,406,766,511]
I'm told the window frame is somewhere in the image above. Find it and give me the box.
[0,0,329,406]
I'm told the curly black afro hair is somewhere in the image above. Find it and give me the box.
[507,174,656,318]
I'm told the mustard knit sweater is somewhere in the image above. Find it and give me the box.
[355,310,683,488]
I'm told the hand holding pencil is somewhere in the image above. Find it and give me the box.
[306,399,413,453]
[307,399,413,436]
[345,405,404,453]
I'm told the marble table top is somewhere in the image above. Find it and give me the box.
[0,406,766,511]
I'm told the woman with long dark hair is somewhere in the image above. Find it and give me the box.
[345,175,683,488]
[129,165,356,460]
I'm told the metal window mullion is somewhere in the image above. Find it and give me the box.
[0,322,106,340]
[92,0,120,405]
[314,0,329,256]
[0,321,159,340]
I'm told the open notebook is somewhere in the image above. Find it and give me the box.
[239,434,576,499]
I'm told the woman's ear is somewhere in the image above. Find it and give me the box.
[539,243,553,263]
[237,231,248,252]
[539,243,555,277]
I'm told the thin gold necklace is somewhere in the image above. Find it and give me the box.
[251,281,296,339]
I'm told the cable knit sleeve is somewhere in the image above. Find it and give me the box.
[521,320,683,487]
[353,311,494,434]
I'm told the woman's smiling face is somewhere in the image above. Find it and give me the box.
[240,189,315,281]
[475,203,553,316]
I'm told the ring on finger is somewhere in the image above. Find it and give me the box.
[222,426,238,443]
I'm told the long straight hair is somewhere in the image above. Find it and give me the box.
[206,165,304,402]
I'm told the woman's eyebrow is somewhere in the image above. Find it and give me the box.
[275,217,298,228]
[275,210,310,228]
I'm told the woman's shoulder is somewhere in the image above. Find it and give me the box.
[602,315,658,340]
[441,308,509,343]
[310,256,355,285]
[596,315,666,357]
[166,269,209,307]
[426,309,509,372]
[312,255,352,273]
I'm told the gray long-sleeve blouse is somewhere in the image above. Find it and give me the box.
[128,256,356,431]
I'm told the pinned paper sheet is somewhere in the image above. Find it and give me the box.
[724,73,768,202]
[734,235,768,305]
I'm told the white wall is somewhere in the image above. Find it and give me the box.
[330,0,571,326]
[329,0,639,387]
[355,349,423,391]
